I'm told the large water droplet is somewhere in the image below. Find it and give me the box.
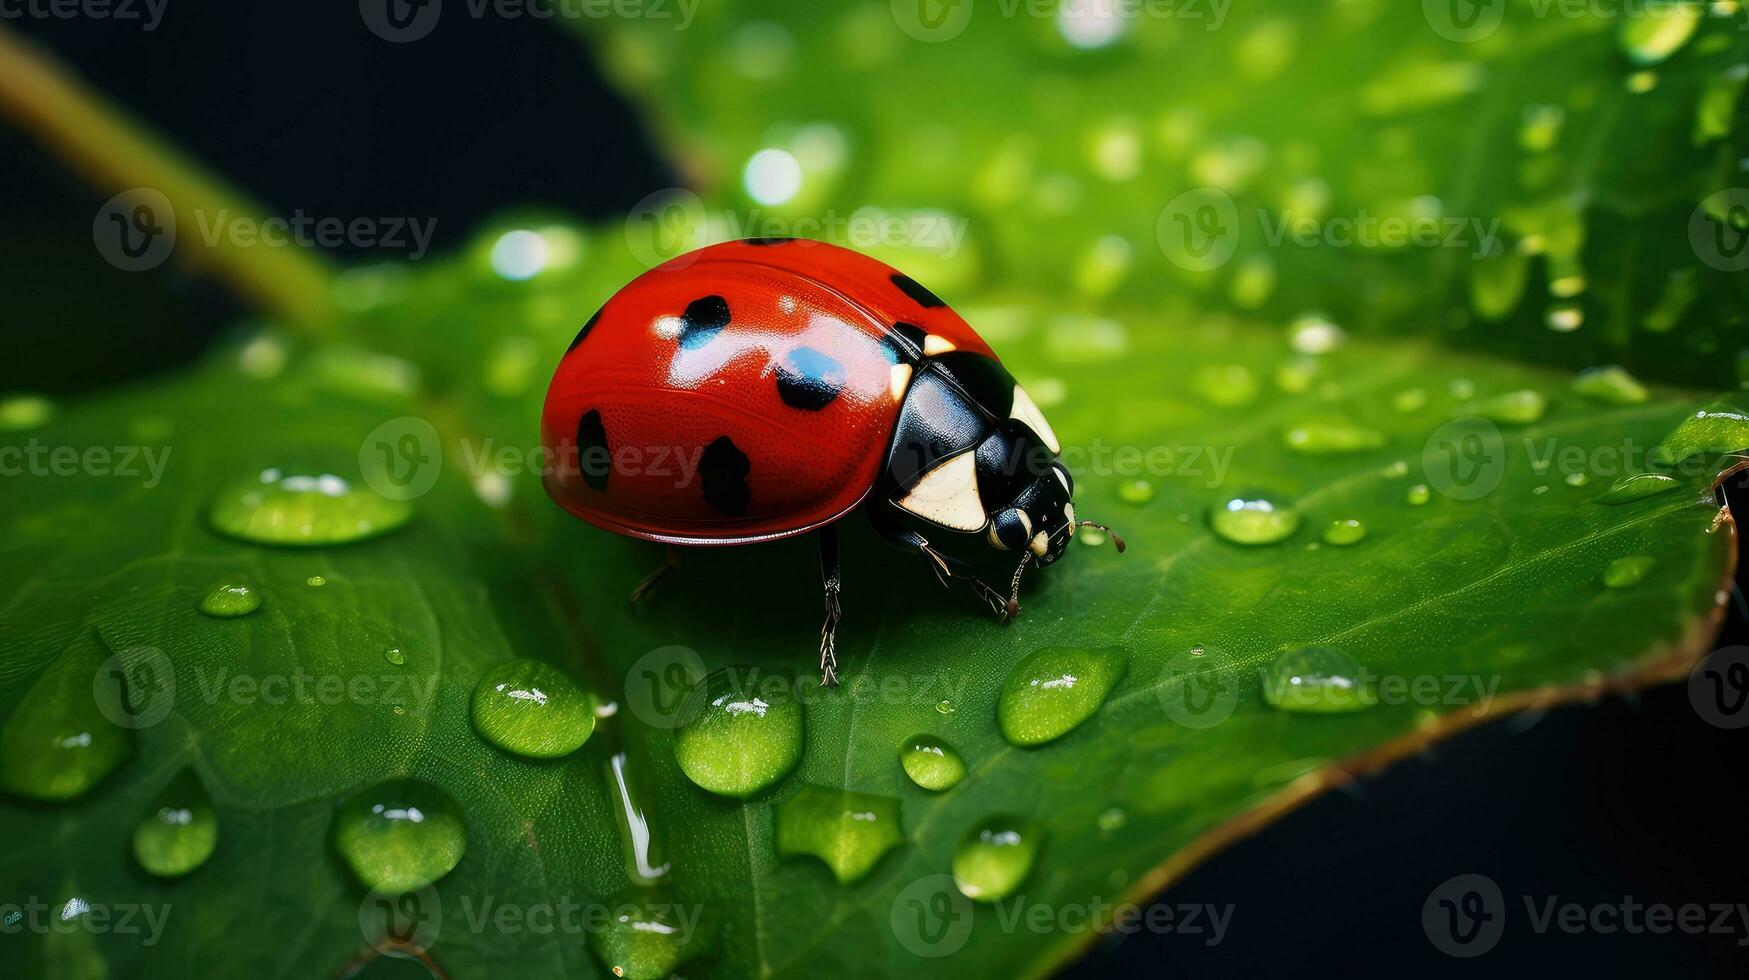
[774,784,904,884]
[1459,389,1548,425]
[588,886,709,980]
[333,779,467,892]
[1210,495,1300,545]
[952,816,1043,902]
[209,469,411,546]
[133,770,218,877]
[673,668,803,798]
[1283,422,1387,454]
[1263,647,1376,713]
[197,583,261,619]
[1323,519,1367,546]
[899,735,966,791]
[1652,403,1749,465]
[997,647,1126,746]
[1603,556,1656,589]
[471,659,595,759]
[0,651,131,801]
[1596,473,1683,504]
[1573,366,1649,405]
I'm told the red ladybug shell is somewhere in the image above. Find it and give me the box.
[541,239,999,545]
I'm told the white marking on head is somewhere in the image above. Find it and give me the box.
[654,316,684,340]
[986,508,1032,550]
[1029,531,1050,557]
[889,362,915,401]
[923,334,957,356]
[1065,503,1076,527]
[1011,385,1061,453]
[895,452,986,531]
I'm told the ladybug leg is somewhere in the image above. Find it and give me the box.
[817,527,843,688]
[628,545,682,604]
[910,536,1018,624]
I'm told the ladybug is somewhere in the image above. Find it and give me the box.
[540,239,1122,685]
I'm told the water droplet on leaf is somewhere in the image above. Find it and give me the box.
[1211,495,1300,544]
[133,770,218,878]
[1323,519,1367,546]
[1573,366,1649,405]
[953,816,1043,902]
[471,660,596,759]
[1603,556,1655,589]
[774,784,903,884]
[899,735,966,791]
[1460,389,1548,424]
[997,647,1126,746]
[197,583,260,619]
[334,779,467,892]
[1283,422,1387,454]
[588,886,709,980]
[209,469,411,547]
[1407,484,1433,506]
[1263,647,1376,713]
[673,668,803,798]
[1596,473,1683,504]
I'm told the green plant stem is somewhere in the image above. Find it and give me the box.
[0,23,335,329]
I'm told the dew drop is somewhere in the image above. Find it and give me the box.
[1283,422,1388,454]
[1117,479,1155,505]
[1565,471,1590,487]
[197,583,261,619]
[997,646,1127,746]
[774,784,903,884]
[1210,495,1300,545]
[899,735,966,791]
[0,652,131,801]
[306,575,327,588]
[1546,303,1585,333]
[1097,807,1126,832]
[934,699,956,715]
[953,816,1043,902]
[471,659,596,759]
[1603,556,1656,589]
[208,469,412,547]
[1392,388,1429,413]
[1407,484,1433,506]
[1322,519,1367,546]
[673,668,803,798]
[1460,389,1549,424]
[383,648,406,666]
[1596,472,1683,504]
[588,886,709,980]
[1077,525,1110,547]
[1289,313,1345,354]
[1573,365,1649,405]
[133,770,218,878]
[1193,364,1259,407]
[1263,647,1376,713]
[333,779,467,892]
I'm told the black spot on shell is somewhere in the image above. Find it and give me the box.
[891,273,945,309]
[568,307,603,353]
[699,436,752,516]
[881,321,928,364]
[575,409,610,492]
[679,295,731,350]
[742,237,795,246]
[775,346,847,411]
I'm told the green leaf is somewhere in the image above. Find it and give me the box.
[0,236,1732,976]
[576,1,1749,387]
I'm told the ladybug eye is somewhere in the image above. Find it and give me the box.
[986,508,1032,550]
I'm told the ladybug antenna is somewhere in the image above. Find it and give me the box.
[1075,521,1127,553]
[1004,552,1032,622]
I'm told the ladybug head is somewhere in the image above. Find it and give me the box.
[985,461,1124,568]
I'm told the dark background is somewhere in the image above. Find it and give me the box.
[3,8,1746,977]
